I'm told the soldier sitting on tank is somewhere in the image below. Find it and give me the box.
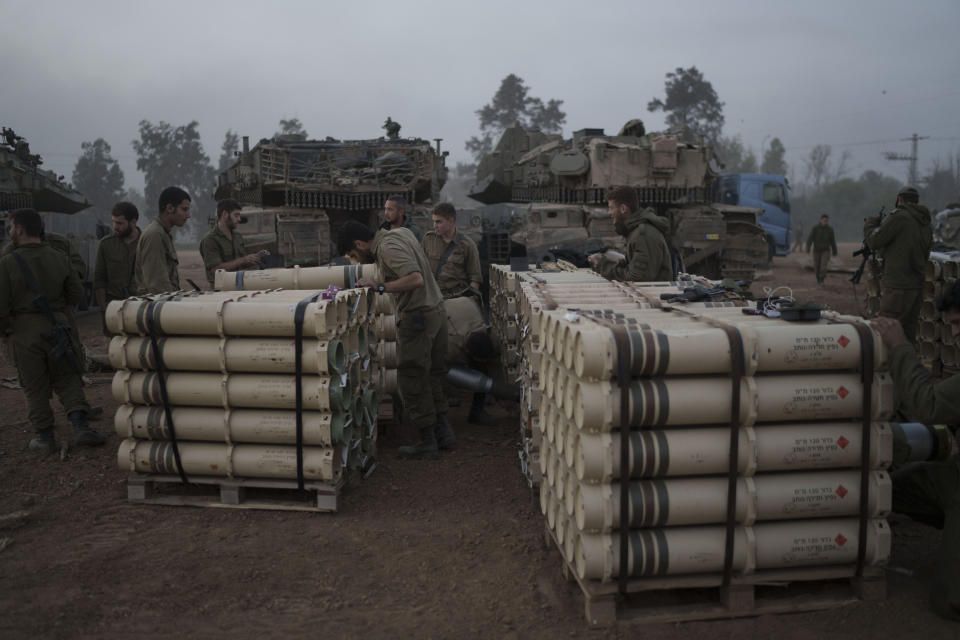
[199,199,268,288]
[382,117,401,140]
[379,194,424,243]
[422,203,482,298]
[587,186,672,282]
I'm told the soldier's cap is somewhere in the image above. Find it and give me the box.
[897,186,919,198]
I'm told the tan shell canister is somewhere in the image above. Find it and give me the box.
[574,470,891,532]
[113,404,348,446]
[108,336,346,375]
[112,370,343,411]
[574,422,894,482]
[575,517,890,581]
[214,263,382,291]
[573,373,894,431]
[105,297,343,338]
[117,438,339,481]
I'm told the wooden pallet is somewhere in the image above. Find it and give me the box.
[544,524,886,627]
[127,473,343,512]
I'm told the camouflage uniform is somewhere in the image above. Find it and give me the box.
[864,202,932,343]
[372,228,447,429]
[422,230,483,296]
[199,225,246,287]
[93,230,139,303]
[134,219,181,295]
[596,208,672,282]
[0,243,89,434]
[886,341,960,621]
[380,217,424,243]
[806,223,837,283]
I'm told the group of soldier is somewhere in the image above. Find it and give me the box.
[1,179,956,620]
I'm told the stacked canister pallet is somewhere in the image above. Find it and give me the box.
[107,264,397,491]
[534,302,898,585]
[920,254,960,377]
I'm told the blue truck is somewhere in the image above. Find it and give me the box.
[714,173,792,260]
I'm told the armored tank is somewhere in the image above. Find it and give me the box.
[467,121,768,281]
[214,130,448,266]
[934,203,960,251]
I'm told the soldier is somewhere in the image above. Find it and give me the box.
[199,199,267,287]
[444,295,497,425]
[588,186,672,282]
[134,186,191,295]
[805,214,837,286]
[93,201,140,313]
[872,283,960,621]
[422,203,482,297]
[379,194,424,243]
[337,220,450,459]
[864,186,932,344]
[0,209,105,453]
[792,219,805,252]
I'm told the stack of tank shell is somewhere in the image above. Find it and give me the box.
[106,263,397,487]
[919,254,960,377]
[533,302,897,586]
[488,263,737,487]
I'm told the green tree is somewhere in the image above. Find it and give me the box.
[71,138,125,215]
[465,74,566,162]
[761,138,787,175]
[219,129,239,172]
[131,120,216,237]
[647,66,725,144]
[715,135,757,173]
[275,118,307,139]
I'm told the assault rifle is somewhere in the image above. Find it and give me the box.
[850,206,885,285]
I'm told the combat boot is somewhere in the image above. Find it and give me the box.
[468,392,497,426]
[69,411,106,447]
[28,427,56,455]
[434,413,456,450]
[398,426,440,460]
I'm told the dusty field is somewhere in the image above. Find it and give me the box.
[0,248,956,639]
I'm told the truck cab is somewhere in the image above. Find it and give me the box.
[715,173,792,258]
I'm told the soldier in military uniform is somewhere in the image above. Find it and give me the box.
[444,295,497,425]
[792,220,805,253]
[872,283,960,621]
[864,186,932,344]
[199,199,267,287]
[134,186,191,295]
[94,201,140,315]
[806,214,837,286]
[379,194,424,243]
[0,209,105,453]
[588,186,672,282]
[337,220,450,459]
[422,203,482,298]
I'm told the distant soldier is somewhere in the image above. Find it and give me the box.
[379,194,424,243]
[382,117,401,140]
[864,186,932,344]
[338,220,450,459]
[792,220,805,252]
[0,209,105,453]
[199,199,267,288]
[134,186,191,295]
[444,295,497,425]
[588,186,672,282]
[422,203,482,297]
[805,214,837,286]
[93,201,141,313]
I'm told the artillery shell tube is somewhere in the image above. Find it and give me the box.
[112,370,343,411]
[113,404,346,446]
[109,336,346,375]
[214,263,382,291]
[575,518,890,581]
[117,438,339,481]
[574,470,891,532]
[574,423,894,482]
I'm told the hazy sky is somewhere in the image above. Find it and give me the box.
[3,0,959,201]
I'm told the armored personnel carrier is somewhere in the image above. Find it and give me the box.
[214,131,448,266]
[467,120,768,281]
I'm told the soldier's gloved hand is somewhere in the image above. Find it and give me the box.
[245,253,263,267]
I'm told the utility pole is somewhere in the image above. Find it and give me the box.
[884,133,928,186]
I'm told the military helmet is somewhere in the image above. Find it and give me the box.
[897,186,919,199]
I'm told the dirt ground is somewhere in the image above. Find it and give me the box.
[0,247,956,639]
